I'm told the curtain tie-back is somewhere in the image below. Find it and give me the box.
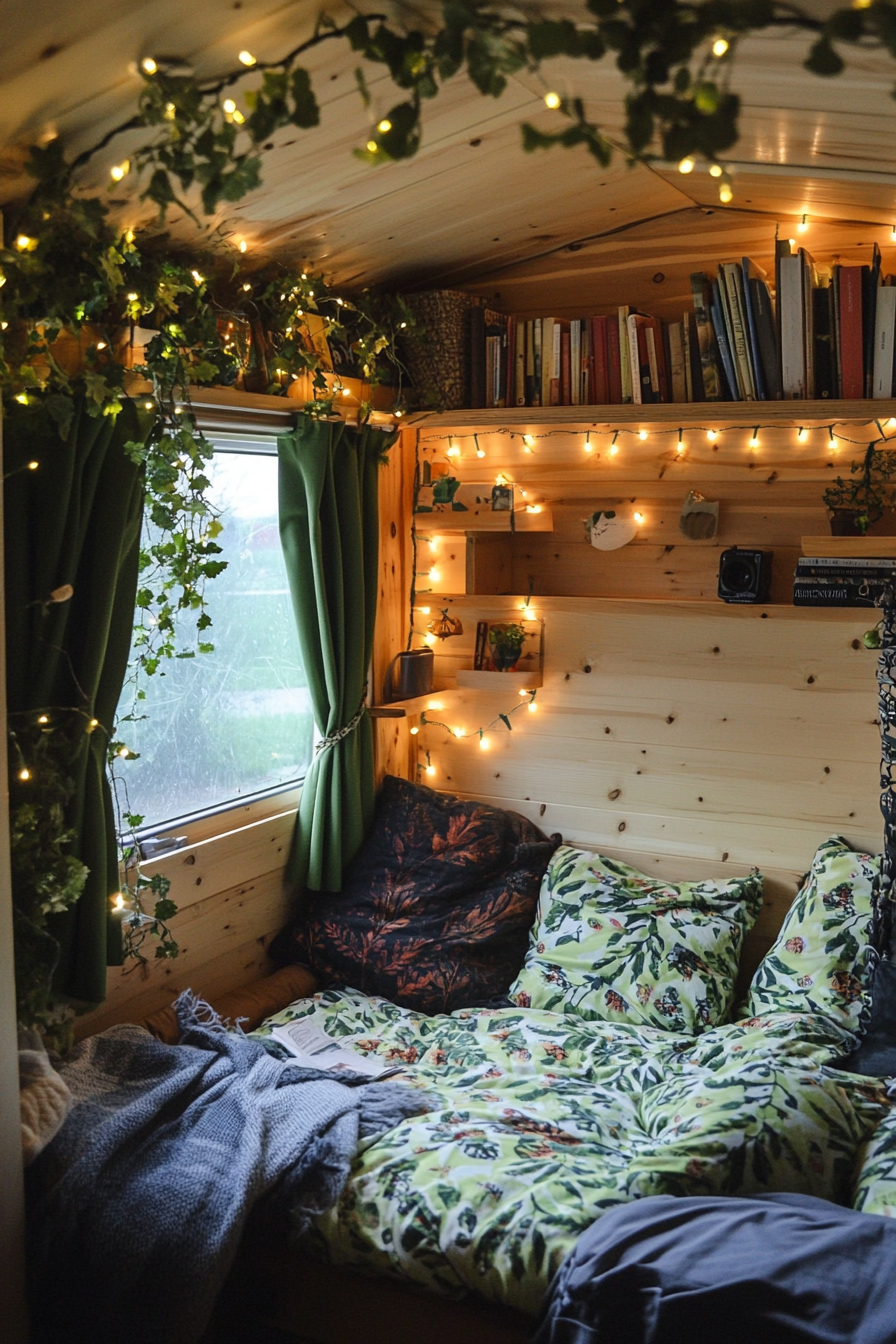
[314,698,367,755]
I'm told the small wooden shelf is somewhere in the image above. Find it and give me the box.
[428,593,879,621]
[415,507,553,532]
[407,398,896,430]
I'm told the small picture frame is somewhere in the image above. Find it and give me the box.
[473,618,543,674]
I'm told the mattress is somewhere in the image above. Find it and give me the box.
[253,991,891,1316]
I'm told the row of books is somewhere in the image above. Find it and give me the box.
[469,241,896,407]
[792,556,896,607]
[470,305,708,408]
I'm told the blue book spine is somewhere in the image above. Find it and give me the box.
[711,282,741,401]
[742,258,767,400]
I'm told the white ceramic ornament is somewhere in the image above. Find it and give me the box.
[587,510,637,551]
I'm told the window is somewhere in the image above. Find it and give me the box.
[118,438,313,831]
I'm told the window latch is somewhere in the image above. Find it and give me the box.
[139,835,188,860]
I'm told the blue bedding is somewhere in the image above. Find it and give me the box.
[535,1192,896,1344]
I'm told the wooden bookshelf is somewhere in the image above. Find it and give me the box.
[408,398,896,430]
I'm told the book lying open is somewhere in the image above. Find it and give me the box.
[268,1019,405,1078]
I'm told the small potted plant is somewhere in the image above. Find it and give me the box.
[823,443,896,535]
[487,622,529,672]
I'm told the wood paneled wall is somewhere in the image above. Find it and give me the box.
[389,412,887,977]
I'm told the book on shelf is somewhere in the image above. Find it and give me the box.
[464,240,896,408]
[793,578,891,607]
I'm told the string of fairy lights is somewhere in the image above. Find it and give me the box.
[408,412,896,780]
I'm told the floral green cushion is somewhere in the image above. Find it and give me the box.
[745,837,878,1032]
[507,846,764,1035]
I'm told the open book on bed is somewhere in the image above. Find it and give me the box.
[269,1019,405,1079]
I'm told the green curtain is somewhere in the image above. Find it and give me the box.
[5,395,154,1005]
[277,415,397,892]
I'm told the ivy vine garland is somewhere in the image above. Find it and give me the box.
[5,0,895,1039]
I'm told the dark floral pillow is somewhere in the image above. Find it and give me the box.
[273,776,560,1014]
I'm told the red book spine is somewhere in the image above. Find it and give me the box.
[607,319,622,403]
[561,328,571,405]
[591,317,609,406]
[840,267,864,399]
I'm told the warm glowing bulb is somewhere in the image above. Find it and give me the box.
[113,893,125,909]
[417,606,431,615]
[18,768,30,781]
[14,394,28,405]
[141,57,158,74]
[719,184,733,203]
[96,340,107,351]
[89,718,99,729]
[447,441,460,456]
[479,735,490,750]
[749,433,759,448]
[37,715,48,724]
[27,460,38,470]
[584,435,593,453]
[452,727,464,738]
[892,227,896,243]
[427,701,444,711]
[712,37,729,57]
[410,726,419,735]
[798,214,808,232]
[828,432,837,450]
[191,270,203,284]
[238,50,257,65]
[679,157,695,174]
[242,282,251,291]
[709,164,723,178]
[429,568,440,582]
[425,764,436,776]
[424,632,436,645]
[127,291,138,301]
[797,427,808,442]
[707,430,718,442]
[223,98,237,114]
[639,429,648,441]
[676,438,684,455]
[889,418,896,428]
[523,434,535,452]
[378,119,392,133]
[476,445,485,458]
[527,700,537,713]
[239,239,247,253]
[788,238,796,248]
[609,444,618,456]
[110,161,129,181]
[118,746,129,758]
[164,102,176,119]
[633,511,645,524]
[366,140,378,153]
[544,91,561,109]
[15,234,34,251]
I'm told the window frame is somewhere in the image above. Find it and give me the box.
[125,393,309,852]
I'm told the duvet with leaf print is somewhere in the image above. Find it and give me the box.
[253,990,891,1316]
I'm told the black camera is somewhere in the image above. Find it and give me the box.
[718,547,773,604]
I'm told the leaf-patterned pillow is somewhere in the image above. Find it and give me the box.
[745,837,877,1031]
[508,846,763,1034]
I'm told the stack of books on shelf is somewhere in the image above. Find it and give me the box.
[793,555,896,607]
[469,241,896,407]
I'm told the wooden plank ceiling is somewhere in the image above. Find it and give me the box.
[2,0,896,304]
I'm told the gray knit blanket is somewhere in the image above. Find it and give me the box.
[27,992,429,1344]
